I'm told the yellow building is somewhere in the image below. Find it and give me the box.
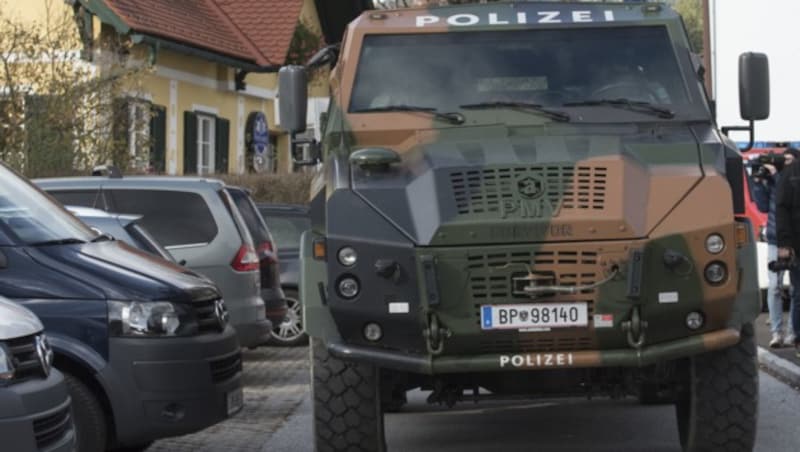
[1,0,330,175]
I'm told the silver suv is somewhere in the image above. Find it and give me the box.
[36,176,272,348]
[0,297,75,452]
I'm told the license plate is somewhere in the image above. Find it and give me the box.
[226,388,244,416]
[481,303,589,330]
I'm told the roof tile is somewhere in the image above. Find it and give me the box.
[214,0,304,66]
[104,0,305,66]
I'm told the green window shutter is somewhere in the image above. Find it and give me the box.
[112,98,130,150]
[183,111,198,174]
[215,117,230,174]
[150,105,167,173]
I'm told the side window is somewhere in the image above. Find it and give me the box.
[47,190,101,208]
[183,111,230,175]
[108,189,218,247]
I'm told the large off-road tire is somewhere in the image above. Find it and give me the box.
[65,373,108,452]
[675,323,758,452]
[312,338,385,452]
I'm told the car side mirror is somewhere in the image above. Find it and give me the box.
[722,52,770,151]
[279,66,308,135]
[739,52,770,121]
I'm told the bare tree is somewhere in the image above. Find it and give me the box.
[0,0,149,177]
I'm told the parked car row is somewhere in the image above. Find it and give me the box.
[0,161,309,451]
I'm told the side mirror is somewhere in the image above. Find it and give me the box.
[739,52,770,121]
[279,66,308,134]
[722,52,770,151]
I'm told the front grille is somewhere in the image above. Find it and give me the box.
[450,165,608,215]
[192,298,223,334]
[33,405,72,449]
[210,352,242,383]
[467,250,600,300]
[466,250,602,353]
[3,335,44,382]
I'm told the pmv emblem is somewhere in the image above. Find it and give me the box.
[517,177,545,200]
[501,176,563,219]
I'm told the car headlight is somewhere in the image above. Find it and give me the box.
[0,345,15,382]
[108,301,198,337]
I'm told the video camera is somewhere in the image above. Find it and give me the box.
[768,256,796,273]
[748,153,787,179]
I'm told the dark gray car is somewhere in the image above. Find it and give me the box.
[257,204,310,346]
[35,176,272,348]
[0,297,75,452]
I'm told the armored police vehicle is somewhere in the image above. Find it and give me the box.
[278,2,768,451]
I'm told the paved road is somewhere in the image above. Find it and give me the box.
[150,346,800,452]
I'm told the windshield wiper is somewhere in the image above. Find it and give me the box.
[460,101,570,122]
[563,99,675,119]
[28,238,86,247]
[351,105,465,125]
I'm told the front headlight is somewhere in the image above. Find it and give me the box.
[0,345,15,382]
[109,301,198,337]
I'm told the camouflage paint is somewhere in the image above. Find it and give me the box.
[300,2,759,374]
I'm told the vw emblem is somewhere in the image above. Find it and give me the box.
[35,335,53,378]
[517,176,546,199]
[214,299,229,330]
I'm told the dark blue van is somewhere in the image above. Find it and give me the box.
[0,163,243,452]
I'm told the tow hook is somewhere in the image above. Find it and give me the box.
[622,306,648,349]
[423,313,451,356]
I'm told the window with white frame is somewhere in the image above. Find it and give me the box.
[197,114,215,175]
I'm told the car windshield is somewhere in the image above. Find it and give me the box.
[261,214,310,250]
[350,26,689,114]
[0,165,95,245]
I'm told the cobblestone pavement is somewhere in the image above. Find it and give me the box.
[146,346,310,452]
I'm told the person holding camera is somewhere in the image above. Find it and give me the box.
[753,148,798,347]
[775,147,800,355]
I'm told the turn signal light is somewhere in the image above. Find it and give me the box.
[735,223,749,248]
[313,238,327,260]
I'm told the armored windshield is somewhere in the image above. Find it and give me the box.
[350,26,690,116]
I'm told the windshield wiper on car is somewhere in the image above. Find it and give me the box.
[28,238,86,246]
[562,99,675,119]
[351,105,465,125]
[460,101,571,122]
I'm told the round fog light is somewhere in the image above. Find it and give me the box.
[706,234,725,254]
[704,262,728,285]
[686,311,705,330]
[364,323,383,342]
[338,247,358,267]
[338,276,360,299]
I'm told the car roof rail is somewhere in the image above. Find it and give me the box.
[92,165,123,179]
